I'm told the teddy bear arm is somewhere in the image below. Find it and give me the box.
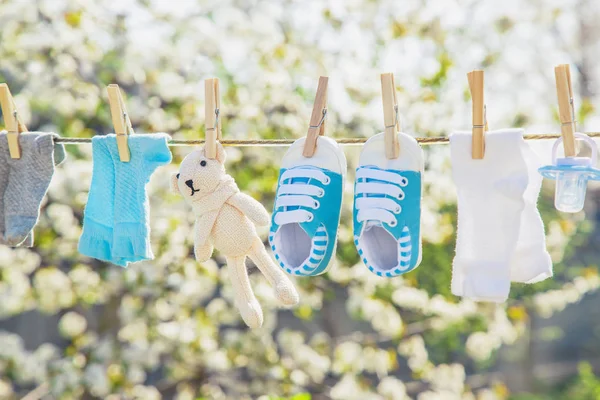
[193,214,217,262]
[194,211,219,246]
[194,240,213,262]
[228,193,270,226]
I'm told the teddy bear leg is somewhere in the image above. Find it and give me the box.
[249,239,299,306]
[226,255,264,329]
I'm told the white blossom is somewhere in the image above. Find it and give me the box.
[377,376,408,400]
[466,332,501,362]
[59,312,88,338]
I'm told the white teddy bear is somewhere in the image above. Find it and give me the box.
[171,143,299,328]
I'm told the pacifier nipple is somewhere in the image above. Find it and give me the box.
[538,133,600,214]
[554,157,590,213]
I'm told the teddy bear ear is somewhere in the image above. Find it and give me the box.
[170,173,180,194]
[215,142,226,164]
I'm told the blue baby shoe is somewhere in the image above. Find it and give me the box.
[269,136,346,276]
[353,132,424,277]
[539,132,600,213]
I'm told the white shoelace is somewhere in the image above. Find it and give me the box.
[355,168,408,227]
[274,168,330,225]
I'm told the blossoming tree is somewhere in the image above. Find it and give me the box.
[0,0,599,399]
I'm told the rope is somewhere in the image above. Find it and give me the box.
[53,132,600,147]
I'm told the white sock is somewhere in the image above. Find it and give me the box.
[510,142,553,283]
[450,129,528,302]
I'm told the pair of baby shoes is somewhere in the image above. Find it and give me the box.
[269,132,423,277]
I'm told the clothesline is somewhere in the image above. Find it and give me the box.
[52,132,600,147]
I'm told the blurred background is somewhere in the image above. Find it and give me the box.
[1,0,600,399]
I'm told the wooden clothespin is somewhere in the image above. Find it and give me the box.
[0,83,28,159]
[381,72,400,159]
[467,70,487,159]
[554,64,577,157]
[204,78,222,159]
[303,76,328,158]
[107,84,132,162]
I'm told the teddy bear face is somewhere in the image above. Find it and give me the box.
[173,145,227,201]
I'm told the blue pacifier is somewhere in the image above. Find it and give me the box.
[539,133,600,213]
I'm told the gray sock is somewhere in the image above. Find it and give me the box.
[0,132,66,247]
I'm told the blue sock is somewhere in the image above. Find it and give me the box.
[108,133,172,266]
[78,136,115,262]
